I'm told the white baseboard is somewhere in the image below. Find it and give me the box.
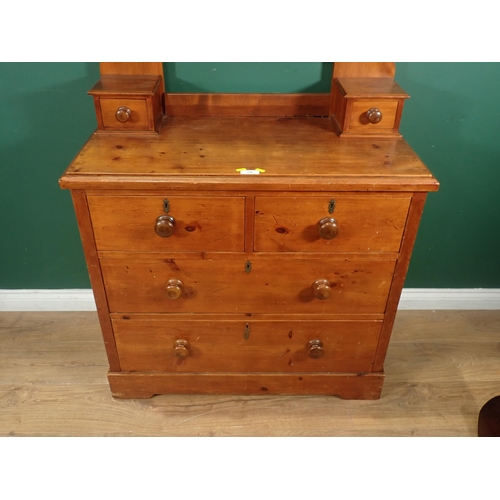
[0,289,97,312]
[1,288,500,311]
[398,288,500,310]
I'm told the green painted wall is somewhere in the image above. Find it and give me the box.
[1,62,499,289]
[0,63,100,289]
[163,62,334,93]
[396,63,500,287]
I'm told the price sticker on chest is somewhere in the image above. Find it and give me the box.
[236,168,265,175]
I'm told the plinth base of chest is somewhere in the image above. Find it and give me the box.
[108,371,385,400]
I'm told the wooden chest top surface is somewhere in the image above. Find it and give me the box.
[60,116,438,192]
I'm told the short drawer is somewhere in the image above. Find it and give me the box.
[112,317,382,373]
[330,78,408,137]
[348,99,399,132]
[100,254,395,314]
[87,195,245,252]
[254,195,410,253]
[99,98,151,131]
[88,75,163,133]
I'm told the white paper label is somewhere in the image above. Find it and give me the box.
[239,169,260,175]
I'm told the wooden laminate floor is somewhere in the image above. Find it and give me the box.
[1,310,499,437]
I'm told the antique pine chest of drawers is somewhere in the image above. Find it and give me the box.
[59,62,438,399]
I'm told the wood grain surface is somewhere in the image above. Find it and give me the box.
[60,117,437,182]
[164,93,330,117]
[99,254,396,314]
[254,194,410,253]
[88,194,245,252]
[1,310,499,436]
[112,317,382,373]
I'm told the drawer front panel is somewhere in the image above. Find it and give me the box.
[254,195,410,253]
[349,100,399,132]
[100,255,395,314]
[113,318,382,373]
[88,195,245,252]
[99,98,150,131]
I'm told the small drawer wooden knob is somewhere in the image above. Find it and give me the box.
[312,279,332,300]
[173,339,190,359]
[155,215,176,238]
[318,217,338,240]
[366,108,383,124]
[307,340,324,359]
[115,106,132,123]
[166,279,184,300]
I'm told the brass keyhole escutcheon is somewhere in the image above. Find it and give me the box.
[115,106,132,123]
[155,215,176,238]
[312,279,332,300]
[366,108,383,124]
[166,279,184,300]
[318,217,338,240]
[173,339,190,359]
[307,340,324,359]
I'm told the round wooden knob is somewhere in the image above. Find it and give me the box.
[173,339,190,359]
[366,108,382,124]
[312,279,332,300]
[166,279,184,300]
[155,215,176,238]
[307,340,324,359]
[318,217,338,240]
[115,106,132,123]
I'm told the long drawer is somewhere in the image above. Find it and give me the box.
[112,317,382,373]
[100,254,396,314]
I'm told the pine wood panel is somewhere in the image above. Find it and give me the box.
[60,117,438,185]
[90,75,162,94]
[70,191,121,371]
[87,195,245,252]
[100,62,165,94]
[98,98,151,131]
[348,100,399,131]
[254,194,410,253]
[332,62,396,79]
[373,193,427,371]
[112,318,382,373]
[337,78,408,98]
[164,93,330,117]
[99,254,396,314]
[100,62,164,76]
[108,372,384,399]
[60,174,439,193]
[1,309,499,437]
